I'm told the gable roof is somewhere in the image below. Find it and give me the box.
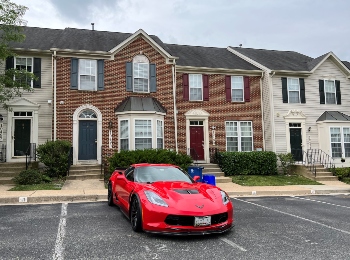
[317,111,350,122]
[165,44,260,70]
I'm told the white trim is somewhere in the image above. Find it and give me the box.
[283,110,307,153]
[287,77,301,104]
[72,104,102,165]
[78,59,97,91]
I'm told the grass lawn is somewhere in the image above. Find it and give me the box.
[9,179,65,191]
[231,174,323,186]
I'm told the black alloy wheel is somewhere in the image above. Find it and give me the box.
[130,196,142,232]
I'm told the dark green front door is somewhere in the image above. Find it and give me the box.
[78,121,97,160]
[14,119,31,156]
[290,128,302,161]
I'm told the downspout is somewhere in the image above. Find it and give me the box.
[53,51,57,141]
[269,71,276,152]
[172,60,178,152]
[260,71,265,150]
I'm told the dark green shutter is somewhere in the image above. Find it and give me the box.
[33,58,41,88]
[126,62,133,92]
[6,57,14,70]
[70,58,78,90]
[299,78,305,103]
[336,80,341,105]
[97,60,104,91]
[319,80,325,104]
[149,63,156,92]
[281,77,288,103]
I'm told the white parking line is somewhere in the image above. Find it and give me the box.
[220,238,247,252]
[291,196,350,209]
[234,198,350,235]
[53,203,68,260]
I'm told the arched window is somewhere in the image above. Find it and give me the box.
[79,109,97,119]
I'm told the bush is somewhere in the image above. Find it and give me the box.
[218,151,278,176]
[108,149,193,174]
[12,169,51,185]
[36,140,71,178]
[331,167,350,180]
[277,153,295,175]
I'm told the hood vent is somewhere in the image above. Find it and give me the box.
[174,189,199,194]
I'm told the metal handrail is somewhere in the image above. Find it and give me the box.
[188,147,199,165]
[296,149,335,177]
[67,147,73,176]
[25,143,36,170]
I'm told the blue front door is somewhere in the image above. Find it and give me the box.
[79,120,97,160]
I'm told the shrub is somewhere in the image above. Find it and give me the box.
[36,140,71,178]
[277,153,295,175]
[12,169,51,185]
[108,149,193,174]
[218,151,278,176]
[331,167,350,180]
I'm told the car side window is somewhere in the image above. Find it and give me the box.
[125,167,135,182]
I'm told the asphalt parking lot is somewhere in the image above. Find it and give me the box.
[0,195,350,260]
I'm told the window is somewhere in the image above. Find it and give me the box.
[325,80,336,104]
[330,127,350,157]
[120,120,129,151]
[189,74,203,101]
[135,120,152,150]
[79,110,97,118]
[231,76,244,102]
[157,120,163,149]
[287,78,300,103]
[226,121,253,152]
[79,59,96,91]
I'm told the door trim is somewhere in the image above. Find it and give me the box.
[283,109,307,154]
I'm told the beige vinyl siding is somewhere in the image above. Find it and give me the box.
[261,73,273,151]
[272,58,350,155]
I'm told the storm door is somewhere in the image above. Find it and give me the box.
[289,123,302,161]
[14,119,31,156]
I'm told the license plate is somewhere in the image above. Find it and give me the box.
[194,216,211,227]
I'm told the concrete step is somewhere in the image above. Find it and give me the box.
[314,176,339,181]
[66,174,102,180]
[214,176,232,183]
[202,172,225,177]
[69,165,101,171]
[0,171,23,177]
[68,169,101,176]
[314,172,335,177]
[0,177,15,185]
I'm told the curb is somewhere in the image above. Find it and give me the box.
[227,189,350,197]
[0,195,106,205]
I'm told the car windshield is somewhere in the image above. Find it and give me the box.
[134,166,193,183]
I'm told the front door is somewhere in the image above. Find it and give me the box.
[190,126,204,160]
[290,128,302,161]
[78,120,97,160]
[14,119,31,156]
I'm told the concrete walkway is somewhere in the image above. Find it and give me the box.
[0,179,350,205]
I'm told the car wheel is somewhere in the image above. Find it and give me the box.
[107,183,114,206]
[130,196,142,232]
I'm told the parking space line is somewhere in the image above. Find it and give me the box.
[234,198,350,235]
[53,203,68,260]
[220,238,247,252]
[291,196,350,209]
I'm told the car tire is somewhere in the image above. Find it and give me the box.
[130,196,142,232]
[107,183,114,206]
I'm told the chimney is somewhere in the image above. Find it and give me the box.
[91,23,95,30]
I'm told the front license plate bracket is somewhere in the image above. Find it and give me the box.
[194,216,211,227]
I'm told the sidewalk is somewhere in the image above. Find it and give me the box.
[0,179,350,205]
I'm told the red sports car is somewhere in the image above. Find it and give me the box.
[108,163,234,235]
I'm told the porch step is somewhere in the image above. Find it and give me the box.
[314,176,339,182]
[67,165,102,181]
[211,176,232,183]
[0,177,15,185]
[0,162,27,185]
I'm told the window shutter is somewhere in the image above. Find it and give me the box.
[97,60,104,91]
[335,80,341,105]
[5,57,14,70]
[299,78,305,103]
[126,62,133,92]
[70,58,78,90]
[225,75,231,102]
[281,77,288,103]
[203,74,209,101]
[149,63,156,92]
[183,73,189,100]
[244,76,250,102]
[33,58,41,88]
[319,80,325,104]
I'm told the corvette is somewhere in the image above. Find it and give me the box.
[108,163,234,235]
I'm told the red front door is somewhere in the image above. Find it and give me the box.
[190,126,204,160]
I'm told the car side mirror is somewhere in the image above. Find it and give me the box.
[193,176,200,182]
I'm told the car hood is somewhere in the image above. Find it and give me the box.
[143,181,225,213]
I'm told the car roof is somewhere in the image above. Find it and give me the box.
[132,163,178,168]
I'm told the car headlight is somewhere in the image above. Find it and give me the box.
[144,190,168,207]
[220,190,230,205]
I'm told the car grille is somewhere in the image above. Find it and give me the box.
[165,212,228,226]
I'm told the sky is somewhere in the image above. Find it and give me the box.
[11,0,350,61]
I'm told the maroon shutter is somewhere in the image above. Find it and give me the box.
[225,75,231,102]
[244,76,250,102]
[203,74,209,101]
[183,74,189,100]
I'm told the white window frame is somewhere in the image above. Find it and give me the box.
[189,74,203,101]
[225,121,253,152]
[231,76,244,102]
[14,57,33,88]
[78,59,97,91]
[324,80,336,104]
[330,127,350,158]
[119,119,130,151]
[134,119,153,150]
[287,78,300,103]
[156,120,164,149]
[133,55,149,93]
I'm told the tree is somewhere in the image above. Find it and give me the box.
[0,0,36,110]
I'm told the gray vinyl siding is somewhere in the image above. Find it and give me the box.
[261,73,273,151]
[272,58,350,155]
